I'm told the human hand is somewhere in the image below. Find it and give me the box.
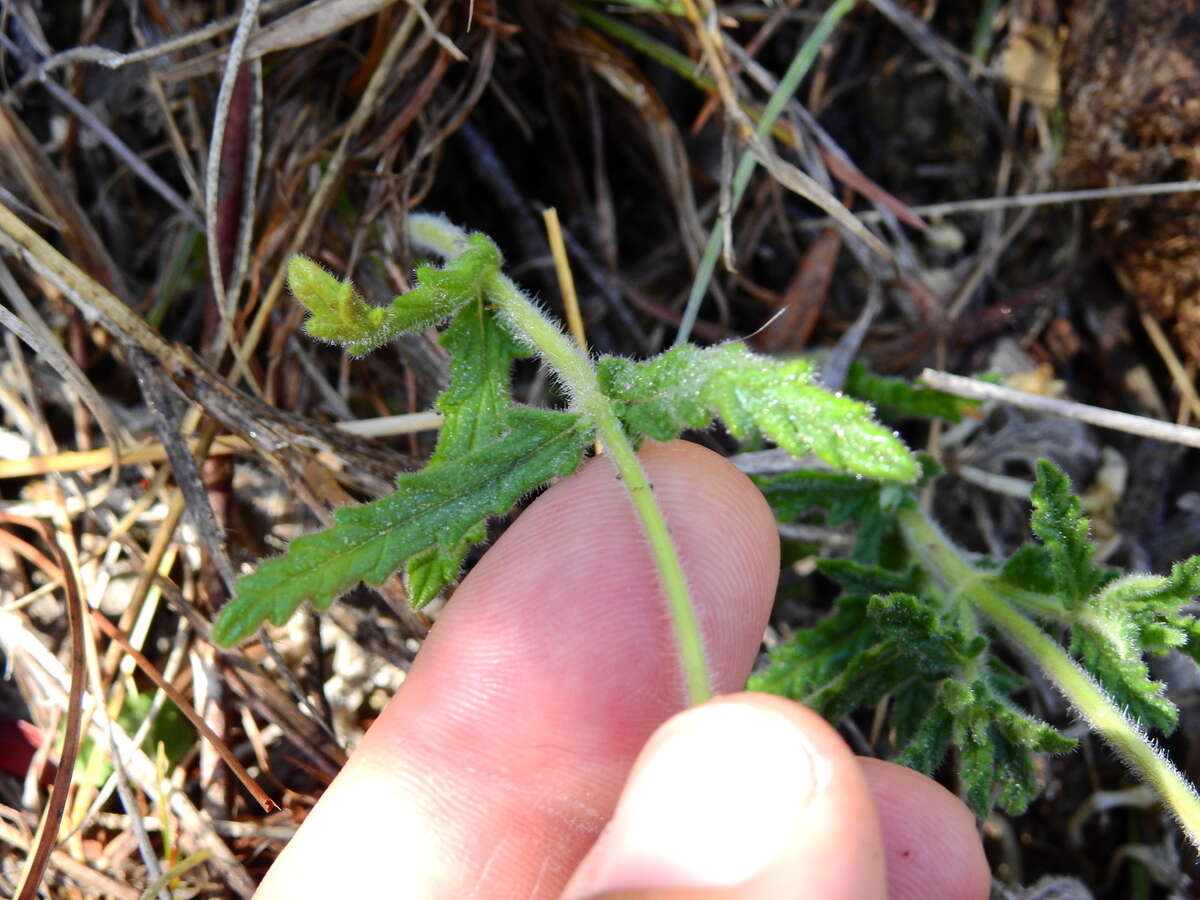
[257,441,990,898]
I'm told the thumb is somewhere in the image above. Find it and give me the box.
[562,693,888,900]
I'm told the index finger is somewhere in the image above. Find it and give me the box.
[257,440,781,898]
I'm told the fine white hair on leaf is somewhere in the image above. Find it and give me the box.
[493,289,590,412]
[408,212,471,260]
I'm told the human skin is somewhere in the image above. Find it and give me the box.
[257,441,990,898]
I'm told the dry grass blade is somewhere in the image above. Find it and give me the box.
[5,0,303,87]
[206,0,264,353]
[542,208,587,353]
[89,611,277,813]
[0,611,258,896]
[864,0,1007,136]
[748,139,894,264]
[0,106,126,293]
[0,820,139,900]
[0,258,123,497]
[12,518,86,900]
[0,200,405,467]
[229,5,421,386]
[0,410,441,479]
[162,0,459,81]
[800,180,1200,228]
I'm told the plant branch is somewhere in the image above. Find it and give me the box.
[897,504,1200,847]
[406,213,713,705]
[480,272,713,706]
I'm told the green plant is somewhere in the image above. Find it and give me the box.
[752,459,1200,842]
[213,214,1200,847]
[211,213,915,709]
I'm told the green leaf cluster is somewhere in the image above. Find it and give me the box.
[215,226,920,643]
[598,344,918,482]
[750,557,1072,816]
[999,459,1200,734]
[288,235,501,356]
[217,233,592,644]
[752,456,1200,817]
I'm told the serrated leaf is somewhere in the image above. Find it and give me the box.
[751,468,907,564]
[1059,554,1200,733]
[892,682,953,772]
[290,234,503,356]
[428,297,527,463]
[952,678,1074,816]
[598,343,918,482]
[403,296,529,606]
[999,543,1056,595]
[1070,627,1177,732]
[1174,616,1200,667]
[214,410,589,645]
[749,595,875,701]
[1029,459,1109,609]
[844,361,979,423]
[752,588,1072,817]
[754,593,969,722]
[816,558,919,596]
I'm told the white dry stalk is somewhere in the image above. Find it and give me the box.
[920,369,1200,450]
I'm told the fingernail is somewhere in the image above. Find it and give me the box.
[566,701,829,896]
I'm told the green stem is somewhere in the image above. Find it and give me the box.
[482,268,713,706]
[898,504,1200,848]
[673,0,858,346]
[571,0,859,345]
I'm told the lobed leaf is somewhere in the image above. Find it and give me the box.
[404,296,529,606]
[748,595,876,702]
[1029,459,1110,609]
[999,543,1056,596]
[598,343,918,482]
[948,676,1074,816]
[214,410,590,645]
[843,361,979,423]
[752,468,909,564]
[290,234,503,356]
[1062,561,1200,733]
[1024,464,1200,732]
[753,588,1072,817]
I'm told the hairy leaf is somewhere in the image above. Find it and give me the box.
[749,595,876,702]
[598,343,918,482]
[752,469,908,564]
[1021,462,1200,732]
[1063,559,1200,733]
[753,590,1072,817]
[999,543,1056,595]
[289,235,502,355]
[816,558,919,597]
[844,361,979,423]
[1029,459,1110,609]
[404,297,529,606]
[214,411,589,645]
[947,676,1074,816]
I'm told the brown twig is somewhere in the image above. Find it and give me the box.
[89,607,278,813]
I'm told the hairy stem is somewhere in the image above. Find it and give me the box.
[407,215,713,704]
[897,504,1200,847]
[484,268,713,705]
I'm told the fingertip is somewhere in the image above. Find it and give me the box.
[564,692,887,900]
[858,758,991,900]
[259,442,783,897]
